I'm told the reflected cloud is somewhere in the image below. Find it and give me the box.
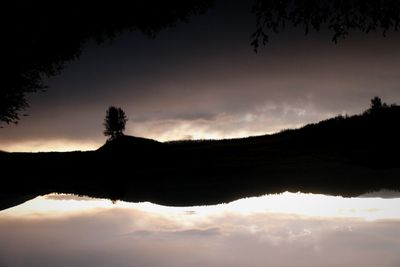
[44,194,98,201]
[1,193,400,267]
[125,228,221,239]
[3,192,400,221]
[360,190,400,199]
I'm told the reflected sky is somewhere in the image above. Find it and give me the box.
[1,192,400,267]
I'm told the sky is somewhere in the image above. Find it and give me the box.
[1,192,400,267]
[2,0,400,152]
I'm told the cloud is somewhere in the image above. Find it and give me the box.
[127,102,332,141]
[1,205,400,267]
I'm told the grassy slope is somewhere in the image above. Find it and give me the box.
[1,105,399,208]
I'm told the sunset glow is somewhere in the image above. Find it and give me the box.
[0,139,100,152]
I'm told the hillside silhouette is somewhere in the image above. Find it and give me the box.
[98,135,164,152]
[1,100,400,210]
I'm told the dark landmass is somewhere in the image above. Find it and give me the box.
[1,104,400,210]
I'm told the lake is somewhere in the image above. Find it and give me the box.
[1,191,400,267]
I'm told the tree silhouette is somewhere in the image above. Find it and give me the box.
[104,107,127,140]
[371,96,383,110]
[368,96,389,114]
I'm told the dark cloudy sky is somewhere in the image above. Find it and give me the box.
[2,1,400,151]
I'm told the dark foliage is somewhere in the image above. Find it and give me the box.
[104,107,127,140]
[368,96,391,113]
[251,0,400,51]
[0,0,213,125]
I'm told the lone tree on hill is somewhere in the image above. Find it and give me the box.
[104,106,127,140]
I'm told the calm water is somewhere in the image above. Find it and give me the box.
[1,192,400,267]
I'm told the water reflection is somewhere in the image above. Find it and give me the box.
[1,192,400,267]
[3,191,400,220]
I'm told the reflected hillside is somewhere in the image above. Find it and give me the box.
[1,99,400,210]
